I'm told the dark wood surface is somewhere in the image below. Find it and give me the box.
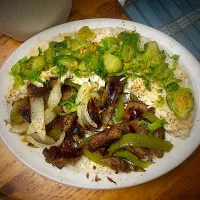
[0,0,200,199]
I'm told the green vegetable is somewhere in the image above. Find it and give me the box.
[47,126,61,140]
[62,103,77,114]
[108,133,173,156]
[55,55,79,70]
[93,55,108,78]
[138,118,166,133]
[44,45,55,64]
[83,54,98,71]
[130,94,140,102]
[70,38,88,51]
[103,53,122,74]
[118,31,140,51]
[22,56,46,76]
[107,44,119,54]
[10,98,27,125]
[114,150,153,168]
[78,137,92,142]
[64,80,80,90]
[171,54,179,61]
[142,112,159,123]
[10,56,46,87]
[113,95,124,124]
[165,82,179,91]
[59,93,77,114]
[143,41,166,67]
[155,95,165,107]
[102,37,119,50]
[166,87,194,119]
[152,62,178,87]
[77,26,95,40]
[83,149,104,166]
[121,44,135,62]
[51,65,67,76]
[38,47,43,56]
[148,119,166,133]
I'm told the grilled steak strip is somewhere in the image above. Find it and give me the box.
[82,127,122,152]
[18,100,31,123]
[102,76,125,123]
[88,98,102,128]
[43,114,84,169]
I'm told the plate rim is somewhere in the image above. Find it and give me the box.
[0,18,200,190]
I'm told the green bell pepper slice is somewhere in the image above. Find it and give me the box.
[65,80,80,90]
[114,150,153,168]
[142,112,159,123]
[108,133,173,156]
[83,149,104,166]
[112,95,124,124]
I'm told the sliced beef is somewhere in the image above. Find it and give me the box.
[59,122,84,157]
[125,102,148,121]
[82,127,122,152]
[129,119,148,135]
[102,157,132,173]
[88,98,102,128]
[45,112,77,133]
[148,128,165,159]
[18,100,31,123]
[102,76,125,123]
[127,147,149,159]
[43,116,84,169]
[62,112,77,132]
[114,121,130,135]
[153,127,165,140]
[27,83,46,97]
[45,116,63,133]
[61,85,77,101]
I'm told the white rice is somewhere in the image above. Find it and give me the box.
[7,28,194,138]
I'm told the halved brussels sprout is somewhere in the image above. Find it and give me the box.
[103,53,122,74]
[77,26,95,40]
[166,87,194,119]
[143,41,165,67]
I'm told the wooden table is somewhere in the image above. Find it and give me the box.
[0,0,200,199]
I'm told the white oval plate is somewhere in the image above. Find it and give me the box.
[0,19,200,189]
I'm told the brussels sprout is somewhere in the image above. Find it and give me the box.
[102,37,119,50]
[165,82,179,91]
[44,46,55,64]
[166,87,194,119]
[152,63,177,87]
[107,44,119,54]
[77,26,95,40]
[103,53,122,74]
[93,58,108,78]
[70,38,88,51]
[155,95,165,107]
[21,56,46,76]
[55,55,79,70]
[84,54,98,70]
[10,58,28,88]
[118,31,140,50]
[143,41,166,67]
[121,44,135,62]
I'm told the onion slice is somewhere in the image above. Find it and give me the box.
[76,82,100,128]
[26,131,66,149]
[48,77,62,108]
[44,108,57,125]
[82,97,97,128]
[30,96,46,140]
[26,123,36,135]
[9,123,29,134]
